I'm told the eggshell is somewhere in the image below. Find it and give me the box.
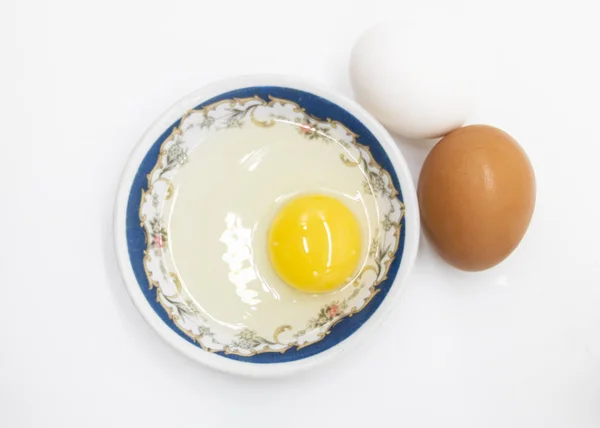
[418,125,536,271]
[349,18,473,139]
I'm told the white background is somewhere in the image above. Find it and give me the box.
[3,0,600,427]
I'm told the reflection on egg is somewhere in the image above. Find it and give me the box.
[268,194,362,294]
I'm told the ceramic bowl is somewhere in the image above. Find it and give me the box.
[114,75,419,377]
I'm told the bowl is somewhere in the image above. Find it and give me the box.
[114,75,419,377]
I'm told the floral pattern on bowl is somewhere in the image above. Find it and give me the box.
[138,95,404,357]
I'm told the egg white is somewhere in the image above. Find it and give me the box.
[166,123,379,341]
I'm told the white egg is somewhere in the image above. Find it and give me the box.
[349,16,474,139]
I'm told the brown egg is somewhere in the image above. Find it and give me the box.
[418,125,536,271]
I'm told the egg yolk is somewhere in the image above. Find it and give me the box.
[268,194,362,293]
